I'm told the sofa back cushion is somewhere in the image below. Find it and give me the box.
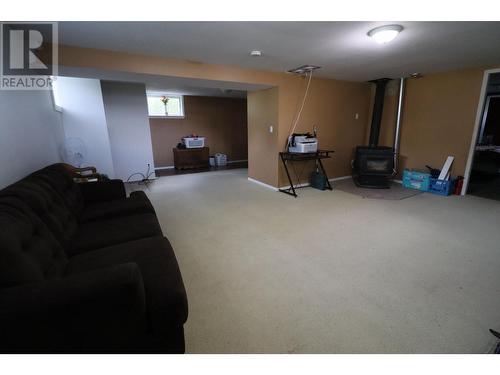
[0,202,68,288]
[32,164,85,216]
[0,178,79,248]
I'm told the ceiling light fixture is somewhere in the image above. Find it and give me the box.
[250,50,262,57]
[367,25,403,44]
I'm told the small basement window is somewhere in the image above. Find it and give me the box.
[147,94,184,118]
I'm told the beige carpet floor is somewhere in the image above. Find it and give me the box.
[129,169,500,353]
[334,178,423,200]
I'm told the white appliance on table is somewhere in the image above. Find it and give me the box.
[288,134,318,153]
[182,137,205,148]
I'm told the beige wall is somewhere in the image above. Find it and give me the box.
[399,69,485,177]
[150,96,247,167]
[59,45,371,187]
[247,88,279,186]
[60,46,492,187]
[277,78,371,186]
[370,68,487,178]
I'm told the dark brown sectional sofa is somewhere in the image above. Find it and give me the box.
[0,164,188,353]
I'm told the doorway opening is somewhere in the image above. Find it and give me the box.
[56,65,272,184]
[464,70,500,200]
[151,93,249,177]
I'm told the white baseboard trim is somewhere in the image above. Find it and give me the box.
[125,175,158,183]
[247,177,278,191]
[329,175,351,182]
[227,159,248,164]
[249,175,352,192]
[278,182,309,189]
[329,175,403,185]
[278,175,352,190]
[156,161,246,170]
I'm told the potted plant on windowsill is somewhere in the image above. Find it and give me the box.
[160,96,169,115]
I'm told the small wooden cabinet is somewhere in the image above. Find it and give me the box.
[173,147,210,170]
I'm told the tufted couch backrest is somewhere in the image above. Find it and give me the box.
[32,164,85,216]
[0,173,80,248]
[0,164,83,289]
[0,201,68,289]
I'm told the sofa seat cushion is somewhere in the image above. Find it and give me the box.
[69,213,163,255]
[80,191,155,223]
[67,236,188,330]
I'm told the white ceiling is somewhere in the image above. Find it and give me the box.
[59,22,500,82]
[58,66,269,97]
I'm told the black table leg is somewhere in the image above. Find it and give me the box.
[318,158,333,190]
[279,153,297,197]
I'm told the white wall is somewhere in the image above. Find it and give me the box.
[101,81,156,181]
[56,77,115,178]
[0,90,64,189]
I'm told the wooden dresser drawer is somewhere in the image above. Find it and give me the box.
[173,147,210,169]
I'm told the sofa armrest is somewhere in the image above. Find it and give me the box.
[75,166,97,174]
[0,263,147,352]
[129,190,149,201]
[78,179,126,204]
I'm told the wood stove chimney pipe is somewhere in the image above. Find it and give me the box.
[393,77,406,174]
[368,78,391,147]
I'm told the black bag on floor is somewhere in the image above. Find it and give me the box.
[310,171,327,191]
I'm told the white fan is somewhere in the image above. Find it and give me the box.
[60,138,87,167]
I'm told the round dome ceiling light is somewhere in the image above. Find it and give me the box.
[367,25,403,44]
[250,50,262,57]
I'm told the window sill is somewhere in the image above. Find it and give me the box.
[149,115,185,119]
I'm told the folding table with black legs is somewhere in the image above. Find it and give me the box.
[278,150,335,197]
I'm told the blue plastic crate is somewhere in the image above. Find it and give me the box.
[428,178,455,196]
[402,169,430,191]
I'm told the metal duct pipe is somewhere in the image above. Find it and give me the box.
[368,78,391,147]
[393,77,406,174]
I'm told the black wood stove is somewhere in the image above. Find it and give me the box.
[353,78,395,188]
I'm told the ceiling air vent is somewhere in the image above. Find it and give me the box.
[287,65,321,75]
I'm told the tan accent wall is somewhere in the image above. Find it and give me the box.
[57,45,376,187]
[400,69,485,176]
[367,68,487,178]
[58,46,499,187]
[247,88,279,186]
[150,96,247,167]
[277,78,371,186]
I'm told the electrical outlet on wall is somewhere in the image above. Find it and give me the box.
[354,113,359,120]
[269,125,273,133]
